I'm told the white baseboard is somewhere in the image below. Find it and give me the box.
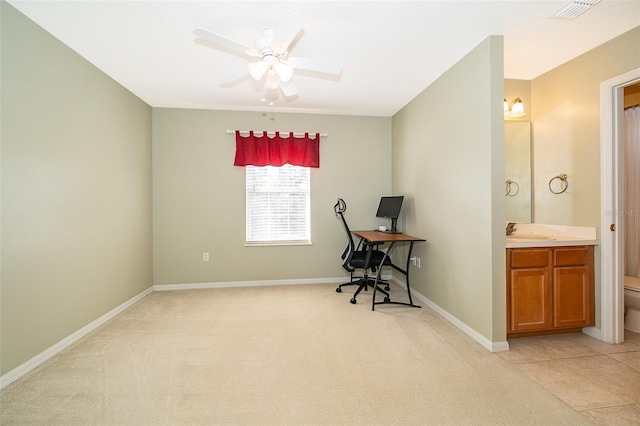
[582,326,602,340]
[0,287,153,390]
[153,274,393,291]
[391,278,510,353]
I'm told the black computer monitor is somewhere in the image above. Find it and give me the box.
[375,196,404,233]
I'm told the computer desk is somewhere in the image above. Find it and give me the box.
[351,230,426,311]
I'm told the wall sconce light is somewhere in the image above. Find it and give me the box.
[504,97,526,119]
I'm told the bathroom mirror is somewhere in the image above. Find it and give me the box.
[505,121,532,223]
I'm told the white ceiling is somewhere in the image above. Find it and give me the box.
[8,0,640,117]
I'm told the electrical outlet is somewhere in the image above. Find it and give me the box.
[203,252,209,262]
[416,257,421,268]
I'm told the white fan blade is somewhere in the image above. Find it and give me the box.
[279,78,299,98]
[270,10,304,54]
[289,57,342,75]
[194,27,255,57]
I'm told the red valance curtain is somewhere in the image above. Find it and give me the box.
[234,131,320,168]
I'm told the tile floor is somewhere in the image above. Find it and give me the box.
[498,330,640,425]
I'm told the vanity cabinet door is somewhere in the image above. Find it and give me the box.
[553,266,592,328]
[552,246,595,328]
[507,249,552,333]
[508,268,552,332]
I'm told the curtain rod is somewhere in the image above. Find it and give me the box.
[226,130,327,137]
[624,103,640,110]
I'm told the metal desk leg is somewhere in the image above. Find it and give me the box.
[372,241,422,311]
[404,241,417,306]
[371,242,394,311]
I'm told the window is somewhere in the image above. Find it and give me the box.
[245,164,310,245]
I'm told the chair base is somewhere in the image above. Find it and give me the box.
[337,276,390,304]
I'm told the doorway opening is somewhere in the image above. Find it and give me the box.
[600,68,640,344]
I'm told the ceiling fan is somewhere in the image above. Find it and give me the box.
[194,10,342,99]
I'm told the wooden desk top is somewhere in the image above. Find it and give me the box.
[352,230,426,243]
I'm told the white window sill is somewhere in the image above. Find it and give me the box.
[245,241,312,247]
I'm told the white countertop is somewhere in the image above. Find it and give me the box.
[506,223,598,248]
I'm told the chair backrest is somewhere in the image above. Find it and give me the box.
[334,198,356,272]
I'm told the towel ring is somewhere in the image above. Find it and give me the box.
[505,179,519,196]
[549,173,568,194]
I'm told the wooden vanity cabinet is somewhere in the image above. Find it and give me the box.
[507,245,594,337]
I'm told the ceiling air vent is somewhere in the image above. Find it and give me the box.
[552,0,600,20]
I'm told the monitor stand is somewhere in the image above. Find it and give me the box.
[382,218,402,234]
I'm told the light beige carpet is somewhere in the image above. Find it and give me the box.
[1,283,592,425]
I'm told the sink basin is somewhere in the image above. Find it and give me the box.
[506,233,555,242]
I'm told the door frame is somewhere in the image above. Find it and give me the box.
[600,68,640,344]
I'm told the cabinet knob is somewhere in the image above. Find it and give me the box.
[610,224,616,232]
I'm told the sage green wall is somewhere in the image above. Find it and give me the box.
[1,2,153,374]
[532,26,640,227]
[152,108,391,285]
[391,36,506,343]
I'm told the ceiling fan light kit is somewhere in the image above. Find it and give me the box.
[264,74,280,90]
[194,9,342,101]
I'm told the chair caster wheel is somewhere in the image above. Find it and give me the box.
[336,287,342,293]
[384,286,390,291]
[384,297,390,303]
[350,298,357,304]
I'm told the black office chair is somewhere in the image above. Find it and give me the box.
[334,198,391,304]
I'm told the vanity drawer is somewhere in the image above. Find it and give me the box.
[554,247,591,266]
[509,249,550,268]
